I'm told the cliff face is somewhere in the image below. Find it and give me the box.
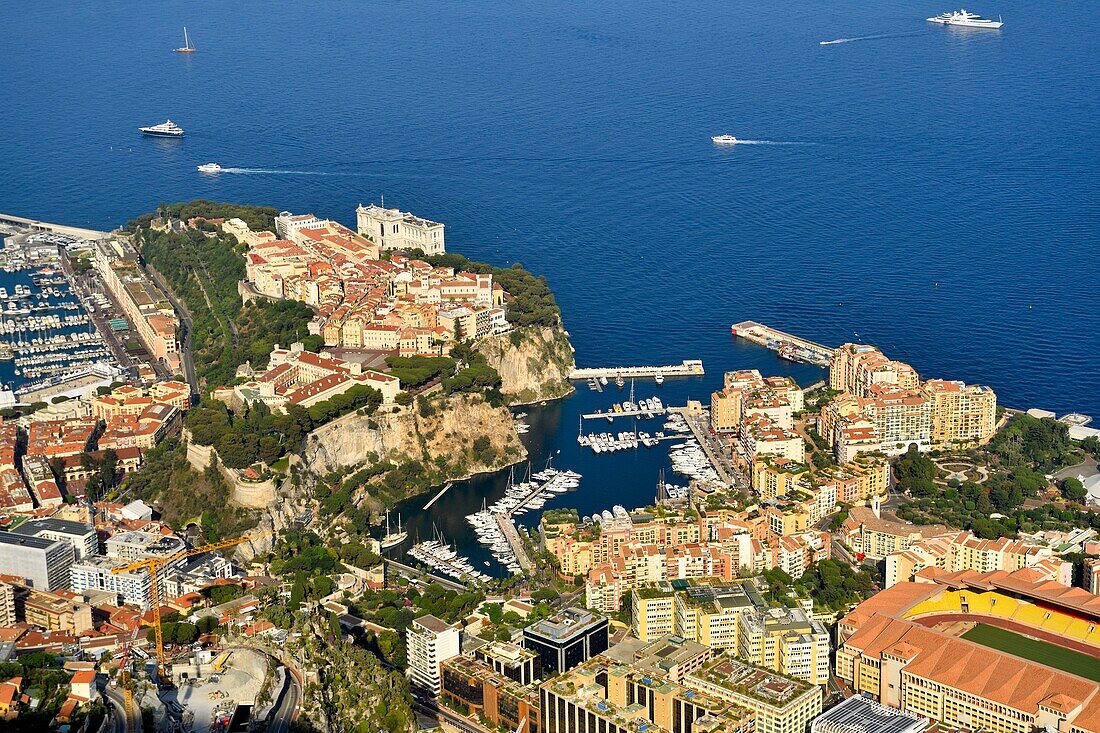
[303,391,526,479]
[477,325,575,405]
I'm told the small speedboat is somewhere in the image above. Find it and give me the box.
[712,134,739,145]
[197,162,222,173]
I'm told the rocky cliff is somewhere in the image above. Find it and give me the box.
[477,324,575,404]
[303,391,526,481]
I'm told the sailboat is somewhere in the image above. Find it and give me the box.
[174,27,196,53]
[380,511,408,549]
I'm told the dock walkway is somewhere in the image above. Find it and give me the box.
[731,321,834,365]
[570,359,703,380]
[495,514,534,572]
[582,408,668,420]
[0,213,111,241]
[666,406,743,490]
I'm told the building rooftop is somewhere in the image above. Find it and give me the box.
[413,614,454,635]
[0,532,60,551]
[525,607,605,641]
[11,519,94,537]
[691,658,815,708]
[811,694,927,733]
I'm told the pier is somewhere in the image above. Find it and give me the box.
[422,481,455,510]
[582,407,668,420]
[0,213,111,241]
[570,359,704,380]
[730,321,834,366]
[666,406,743,490]
[495,514,534,572]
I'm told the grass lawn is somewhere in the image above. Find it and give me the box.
[961,623,1100,682]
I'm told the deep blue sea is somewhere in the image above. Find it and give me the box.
[2,0,1097,570]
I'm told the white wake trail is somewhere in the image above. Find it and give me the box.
[216,167,334,175]
[726,140,813,146]
[819,31,922,46]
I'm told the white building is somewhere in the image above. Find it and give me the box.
[0,532,75,591]
[71,555,152,608]
[162,555,238,598]
[356,203,445,255]
[274,211,325,241]
[105,531,186,562]
[11,518,98,560]
[407,614,460,695]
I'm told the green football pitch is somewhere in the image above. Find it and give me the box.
[961,623,1100,682]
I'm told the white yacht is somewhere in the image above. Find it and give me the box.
[139,120,185,137]
[927,10,1003,28]
[197,162,222,173]
[712,134,739,145]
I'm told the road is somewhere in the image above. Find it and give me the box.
[384,558,469,592]
[144,261,199,399]
[104,685,141,733]
[267,665,301,733]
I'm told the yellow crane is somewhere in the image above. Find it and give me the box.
[112,531,272,683]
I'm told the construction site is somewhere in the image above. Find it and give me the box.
[101,530,299,733]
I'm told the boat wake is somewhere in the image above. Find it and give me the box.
[819,31,922,45]
[215,167,335,175]
[723,140,813,146]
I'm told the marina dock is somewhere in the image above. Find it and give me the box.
[666,406,740,488]
[570,359,704,380]
[495,514,534,572]
[582,407,668,420]
[730,321,834,366]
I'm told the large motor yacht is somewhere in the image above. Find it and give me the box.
[927,10,1003,28]
[139,120,185,137]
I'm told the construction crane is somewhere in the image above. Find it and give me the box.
[112,531,272,684]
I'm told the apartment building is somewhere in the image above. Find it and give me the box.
[751,457,807,501]
[829,344,919,398]
[356,203,445,255]
[860,387,931,455]
[0,422,34,512]
[631,586,677,641]
[923,379,997,447]
[737,607,829,685]
[687,658,823,733]
[95,239,181,370]
[474,641,541,686]
[11,519,97,560]
[827,344,996,454]
[883,531,1072,588]
[740,416,805,463]
[0,532,75,591]
[540,657,755,733]
[840,507,950,560]
[0,579,14,626]
[70,555,151,607]
[17,586,94,634]
[603,634,713,684]
[407,614,461,695]
[442,654,540,733]
[105,530,186,562]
